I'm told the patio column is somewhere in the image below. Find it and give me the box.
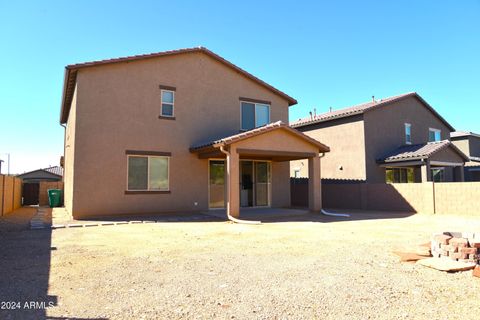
[420,160,432,182]
[226,146,240,218]
[308,154,322,212]
[456,165,465,182]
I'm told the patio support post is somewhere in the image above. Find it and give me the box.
[457,165,465,182]
[227,146,240,218]
[308,154,322,212]
[421,160,432,182]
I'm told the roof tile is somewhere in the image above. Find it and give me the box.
[379,140,468,163]
[190,121,329,152]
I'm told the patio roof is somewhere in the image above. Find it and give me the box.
[377,140,469,164]
[190,121,330,161]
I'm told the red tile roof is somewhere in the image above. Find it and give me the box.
[190,121,330,153]
[378,140,468,163]
[291,92,455,131]
[44,166,64,176]
[60,47,297,124]
[17,166,63,177]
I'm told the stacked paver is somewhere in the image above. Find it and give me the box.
[431,232,480,264]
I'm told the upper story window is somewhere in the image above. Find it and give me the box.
[240,101,270,131]
[405,123,412,144]
[127,154,169,191]
[429,128,441,142]
[161,90,175,117]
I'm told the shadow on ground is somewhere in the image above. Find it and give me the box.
[68,207,414,225]
[0,207,107,320]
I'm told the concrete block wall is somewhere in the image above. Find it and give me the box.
[434,182,480,215]
[39,181,64,206]
[322,181,480,216]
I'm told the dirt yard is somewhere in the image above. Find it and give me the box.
[1,208,480,319]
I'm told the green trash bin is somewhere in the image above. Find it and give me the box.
[48,189,63,208]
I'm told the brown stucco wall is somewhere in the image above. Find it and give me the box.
[292,115,366,180]
[451,137,470,157]
[68,52,292,218]
[63,85,77,215]
[452,135,480,169]
[469,136,480,157]
[364,96,453,183]
[429,146,465,163]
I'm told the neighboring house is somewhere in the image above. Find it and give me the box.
[17,166,63,183]
[17,166,63,205]
[60,47,329,219]
[450,131,480,181]
[290,92,468,183]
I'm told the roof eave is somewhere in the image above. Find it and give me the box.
[377,156,426,164]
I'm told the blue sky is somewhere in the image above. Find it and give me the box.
[0,0,479,173]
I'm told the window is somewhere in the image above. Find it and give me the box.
[429,128,441,142]
[405,123,412,144]
[431,168,445,182]
[240,101,270,130]
[161,90,175,117]
[386,168,415,183]
[127,155,169,191]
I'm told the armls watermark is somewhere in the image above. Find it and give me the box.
[1,301,55,310]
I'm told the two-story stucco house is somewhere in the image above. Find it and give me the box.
[60,47,329,219]
[290,92,468,183]
[451,131,480,181]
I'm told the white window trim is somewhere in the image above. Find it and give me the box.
[127,155,170,191]
[240,101,271,131]
[160,89,175,117]
[429,128,441,141]
[405,123,412,145]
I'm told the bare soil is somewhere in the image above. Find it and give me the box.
[1,208,480,319]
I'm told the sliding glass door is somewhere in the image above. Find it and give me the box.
[240,160,271,207]
[255,161,271,206]
[209,160,225,208]
[209,160,271,209]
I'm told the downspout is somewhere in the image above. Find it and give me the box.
[317,152,351,218]
[219,145,261,225]
[60,123,66,182]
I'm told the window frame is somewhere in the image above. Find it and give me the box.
[386,167,415,184]
[428,128,441,142]
[431,167,445,182]
[240,100,271,131]
[126,154,170,192]
[160,89,175,118]
[405,123,412,145]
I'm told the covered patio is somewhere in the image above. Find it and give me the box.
[190,121,330,219]
[378,140,469,183]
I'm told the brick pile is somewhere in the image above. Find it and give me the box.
[431,232,480,264]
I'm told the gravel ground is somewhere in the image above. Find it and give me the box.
[1,208,480,319]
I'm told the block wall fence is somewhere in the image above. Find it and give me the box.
[291,178,480,215]
[322,181,480,215]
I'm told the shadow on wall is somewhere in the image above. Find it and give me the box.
[291,178,418,214]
